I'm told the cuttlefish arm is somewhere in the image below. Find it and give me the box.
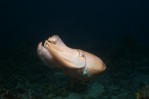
[37,35,106,80]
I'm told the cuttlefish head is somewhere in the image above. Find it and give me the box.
[37,35,86,70]
[37,35,106,80]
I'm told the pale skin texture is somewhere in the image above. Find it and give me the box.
[37,35,106,81]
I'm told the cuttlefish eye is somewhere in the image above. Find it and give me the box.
[79,51,85,57]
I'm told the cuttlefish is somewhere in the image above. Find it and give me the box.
[37,35,106,80]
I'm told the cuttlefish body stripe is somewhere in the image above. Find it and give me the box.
[37,35,106,80]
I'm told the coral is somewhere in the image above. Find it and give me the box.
[65,79,88,93]
[136,85,149,99]
[1,90,16,99]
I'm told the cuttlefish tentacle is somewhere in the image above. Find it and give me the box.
[37,35,106,80]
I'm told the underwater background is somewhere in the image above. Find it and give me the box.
[0,0,149,99]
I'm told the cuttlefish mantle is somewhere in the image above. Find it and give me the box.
[37,35,106,80]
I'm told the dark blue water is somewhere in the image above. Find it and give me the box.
[0,0,149,99]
